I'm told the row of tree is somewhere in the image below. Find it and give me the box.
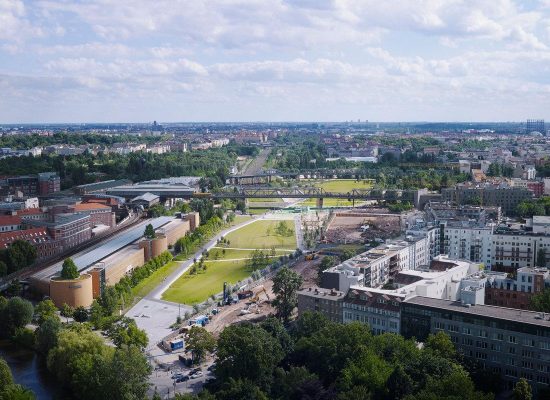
[181,312,515,400]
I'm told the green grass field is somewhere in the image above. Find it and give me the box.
[248,197,282,203]
[224,220,297,249]
[162,259,249,304]
[162,220,297,304]
[298,179,373,207]
[132,260,181,299]
[130,216,253,298]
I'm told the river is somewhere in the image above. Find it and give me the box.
[0,340,66,399]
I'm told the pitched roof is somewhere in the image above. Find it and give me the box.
[73,203,111,211]
[0,215,22,226]
[0,227,52,249]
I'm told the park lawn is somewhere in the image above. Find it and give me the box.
[162,259,250,304]
[299,198,357,207]
[132,260,181,299]
[232,214,253,224]
[314,179,373,192]
[209,247,294,260]
[297,179,373,207]
[162,219,298,305]
[248,197,282,203]
[224,220,297,249]
[248,208,272,215]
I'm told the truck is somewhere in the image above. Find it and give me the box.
[237,290,254,300]
[169,339,184,351]
[189,315,209,327]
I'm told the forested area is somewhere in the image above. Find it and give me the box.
[0,132,162,149]
[0,144,257,189]
[172,312,516,400]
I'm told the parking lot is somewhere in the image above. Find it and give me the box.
[148,354,214,398]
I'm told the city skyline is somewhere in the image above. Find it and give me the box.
[2,0,550,123]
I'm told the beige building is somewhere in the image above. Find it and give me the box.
[50,274,94,308]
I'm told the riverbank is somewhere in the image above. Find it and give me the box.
[0,340,66,399]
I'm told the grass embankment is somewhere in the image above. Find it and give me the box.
[162,219,297,304]
[298,179,373,207]
[130,215,253,300]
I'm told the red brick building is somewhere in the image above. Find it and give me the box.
[0,228,62,260]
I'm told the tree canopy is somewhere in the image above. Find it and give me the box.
[60,258,79,280]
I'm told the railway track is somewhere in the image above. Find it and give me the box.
[1,210,144,286]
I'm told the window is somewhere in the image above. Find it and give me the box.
[509,335,517,344]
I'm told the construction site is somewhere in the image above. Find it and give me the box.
[324,208,403,244]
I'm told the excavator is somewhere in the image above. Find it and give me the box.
[239,286,271,316]
[250,285,270,304]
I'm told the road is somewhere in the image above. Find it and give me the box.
[127,216,261,349]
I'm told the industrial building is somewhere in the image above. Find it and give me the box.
[30,213,200,308]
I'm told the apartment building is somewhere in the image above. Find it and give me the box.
[321,235,431,291]
[485,267,550,309]
[401,296,550,392]
[441,183,532,216]
[297,287,345,323]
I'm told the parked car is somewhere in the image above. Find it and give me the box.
[190,367,202,374]
[171,373,184,380]
[190,371,203,379]
[207,364,216,372]
[176,375,189,383]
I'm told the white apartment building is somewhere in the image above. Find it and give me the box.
[441,222,494,267]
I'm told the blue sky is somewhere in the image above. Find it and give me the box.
[1,0,550,123]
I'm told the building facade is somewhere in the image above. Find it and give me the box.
[401,296,550,392]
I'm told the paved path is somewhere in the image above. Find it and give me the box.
[126,216,259,347]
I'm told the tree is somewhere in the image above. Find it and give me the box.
[0,384,36,400]
[318,256,336,283]
[339,249,355,262]
[72,306,89,323]
[405,369,492,400]
[144,223,156,239]
[424,331,456,360]
[530,288,550,312]
[5,240,37,274]
[35,316,61,355]
[105,346,152,400]
[0,357,13,389]
[106,318,148,350]
[0,297,34,338]
[216,323,284,389]
[60,303,74,323]
[99,286,120,316]
[215,378,268,400]
[60,258,79,280]
[0,261,7,277]
[387,365,414,400]
[34,299,58,325]
[186,326,216,363]
[513,378,532,400]
[272,266,303,323]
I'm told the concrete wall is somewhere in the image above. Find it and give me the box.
[165,219,190,246]
[105,246,146,286]
[50,274,94,308]
[139,236,167,261]
[187,212,200,231]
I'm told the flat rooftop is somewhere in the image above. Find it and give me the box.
[405,296,550,328]
[31,216,174,281]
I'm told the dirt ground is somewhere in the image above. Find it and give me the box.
[325,210,402,244]
[205,258,320,335]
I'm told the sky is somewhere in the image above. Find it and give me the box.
[2,0,550,123]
